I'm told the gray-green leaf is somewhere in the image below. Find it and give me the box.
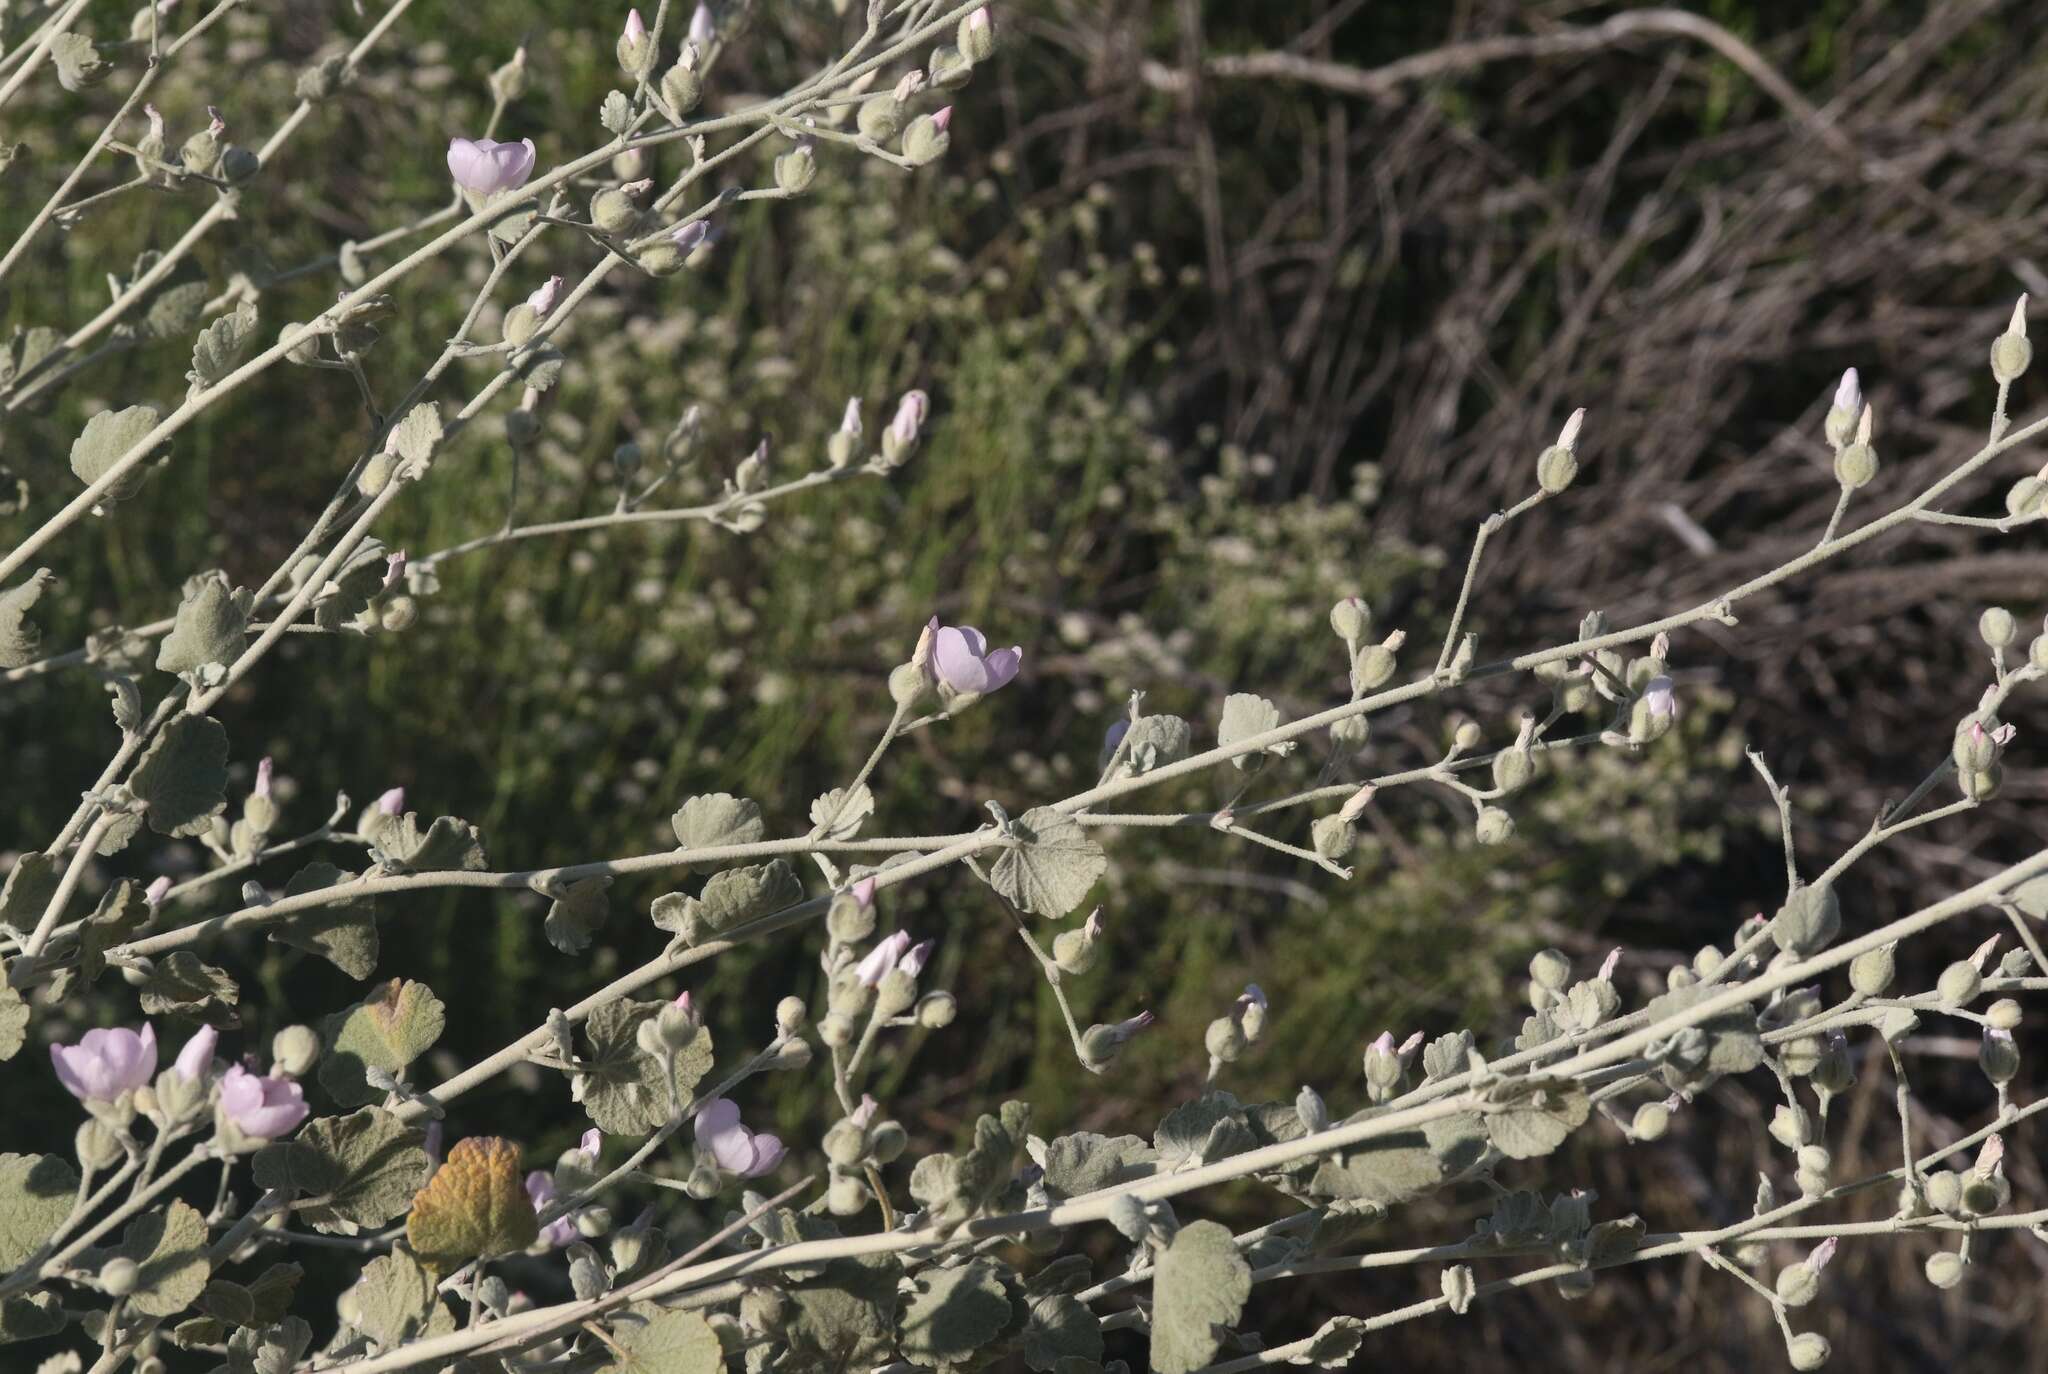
[0,1153,79,1268]
[986,807,1107,918]
[386,404,444,468]
[1150,1220,1251,1373]
[375,813,487,872]
[270,864,379,978]
[188,298,260,390]
[112,1199,211,1317]
[251,1108,430,1235]
[809,783,875,841]
[130,713,229,837]
[0,569,55,669]
[0,852,62,939]
[1483,1078,1590,1160]
[671,792,765,853]
[70,404,168,503]
[1216,692,1294,770]
[571,1000,714,1135]
[155,571,251,675]
[600,91,633,135]
[320,979,446,1107]
[350,1248,455,1347]
[543,875,614,955]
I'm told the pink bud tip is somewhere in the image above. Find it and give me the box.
[1598,947,1621,981]
[624,8,647,43]
[254,756,274,799]
[851,876,876,909]
[145,876,172,907]
[674,990,694,1013]
[1369,1031,1396,1055]
[1808,1237,1837,1272]
[932,106,954,133]
[579,1128,601,1155]
[376,786,405,816]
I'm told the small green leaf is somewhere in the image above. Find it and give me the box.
[600,90,633,135]
[138,952,240,1027]
[0,1291,63,1344]
[252,1108,431,1235]
[697,859,801,932]
[386,404,444,467]
[1020,1292,1104,1371]
[1289,1315,1368,1368]
[50,31,104,90]
[70,404,167,503]
[571,1000,714,1135]
[1111,715,1191,776]
[543,875,614,955]
[0,569,55,669]
[375,813,488,872]
[1216,692,1295,770]
[129,713,229,837]
[0,1153,79,1269]
[77,878,149,983]
[1150,1220,1251,1373]
[196,1262,301,1328]
[1155,1094,1256,1171]
[113,1199,211,1317]
[270,864,379,978]
[670,793,765,853]
[350,1247,455,1347]
[602,1304,724,1373]
[0,852,62,939]
[188,298,259,390]
[1484,1078,1591,1160]
[320,979,446,1107]
[144,280,210,342]
[405,1137,537,1270]
[1035,1133,1156,1200]
[155,571,250,676]
[985,807,1107,918]
[809,783,875,841]
[898,1259,1018,1371]
[0,985,25,1061]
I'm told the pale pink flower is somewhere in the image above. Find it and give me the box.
[446,137,538,195]
[929,622,1022,695]
[695,1098,784,1177]
[219,1064,308,1139]
[51,1024,157,1102]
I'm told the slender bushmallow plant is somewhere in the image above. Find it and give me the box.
[1,4,2047,1373]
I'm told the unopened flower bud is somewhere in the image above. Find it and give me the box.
[817,1011,856,1049]
[1530,948,1572,992]
[77,1119,124,1171]
[915,991,956,1028]
[1825,368,1862,448]
[1937,960,1982,1007]
[1768,1103,1815,1150]
[874,968,917,1018]
[271,1025,320,1077]
[1310,813,1355,862]
[1833,405,1877,489]
[99,1256,139,1297]
[661,59,703,117]
[1351,639,1398,693]
[1980,606,2018,650]
[1991,296,2031,384]
[1979,1027,2020,1084]
[1473,806,1514,845]
[857,93,904,142]
[617,9,657,80]
[1631,1100,1671,1140]
[775,141,817,195]
[869,1120,908,1162]
[1051,909,1103,975]
[1787,1333,1832,1371]
[1957,765,2002,801]
[827,1173,868,1216]
[775,996,806,1036]
[1536,408,1585,494]
[1986,998,2022,1030]
[490,46,530,104]
[1924,1251,1964,1289]
[1079,1011,1154,1070]
[1849,942,1896,996]
[1204,1014,1246,1064]
[1296,1084,1328,1134]
[1329,595,1369,643]
[1924,1170,1962,1215]
[1775,1261,1821,1308]
[901,112,951,166]
[958,8,996,64]
[2007,475,2047,521]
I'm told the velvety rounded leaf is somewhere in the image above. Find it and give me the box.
[986,807,1107,918]
[130,713,229,837]
[1150,1220,1251,1373]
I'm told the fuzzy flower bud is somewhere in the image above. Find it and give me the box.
[1079,1011,1154,1070]
[1824,368,1862,448]
[880,389,929,466]
[617,9,657,80]
[959,7,997,63]
[1832,405,1877,489]
[1536,408,1584,494]
[902,112,951,166]
[1991,296,2032,385]
[774,139,817,196]
[1051,908,1104,975]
